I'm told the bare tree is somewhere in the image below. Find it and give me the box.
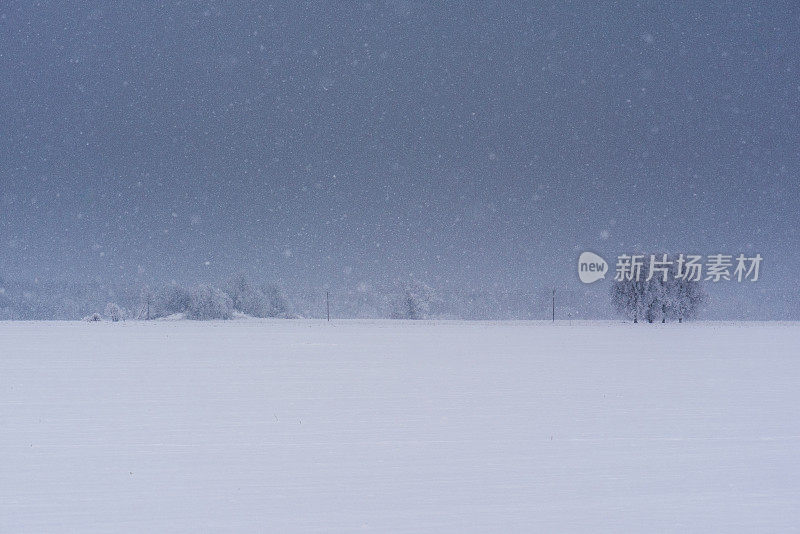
[136,286,155,320]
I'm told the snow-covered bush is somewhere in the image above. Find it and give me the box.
[83,313,102,322]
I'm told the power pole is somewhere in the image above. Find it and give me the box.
[552,288,555,322]
[326,291,330,322]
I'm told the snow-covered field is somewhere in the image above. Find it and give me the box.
[2,320,799,533]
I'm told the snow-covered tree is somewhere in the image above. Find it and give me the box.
[611,278,649,323]
[262,283,291,318]
[0,282,11,320]
[104,302,126,322]
[136,286,156,320]
[226,276,261,316]
[186,285,234,320]
[391,280,439,320]
[153,284,192,318]
[670,277,707,323]
[225,276,292,318]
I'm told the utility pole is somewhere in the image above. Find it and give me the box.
[552,288,555,323]
[326,291,330,322]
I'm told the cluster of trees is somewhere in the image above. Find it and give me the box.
[136,277,292,321]
[610,256,708,323]
[137,284,231,321]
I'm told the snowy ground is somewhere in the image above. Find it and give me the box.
[1,319,799,533]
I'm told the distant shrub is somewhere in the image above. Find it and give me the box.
[83,313,102,322]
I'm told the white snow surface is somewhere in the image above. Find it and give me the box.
[1,319,799,533]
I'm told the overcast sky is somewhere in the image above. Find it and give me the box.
[1,2,798,317]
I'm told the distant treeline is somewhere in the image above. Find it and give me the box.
[0,277,129,321]
[0,275,605,321]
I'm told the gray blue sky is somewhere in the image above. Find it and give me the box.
[1,1,798,318]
